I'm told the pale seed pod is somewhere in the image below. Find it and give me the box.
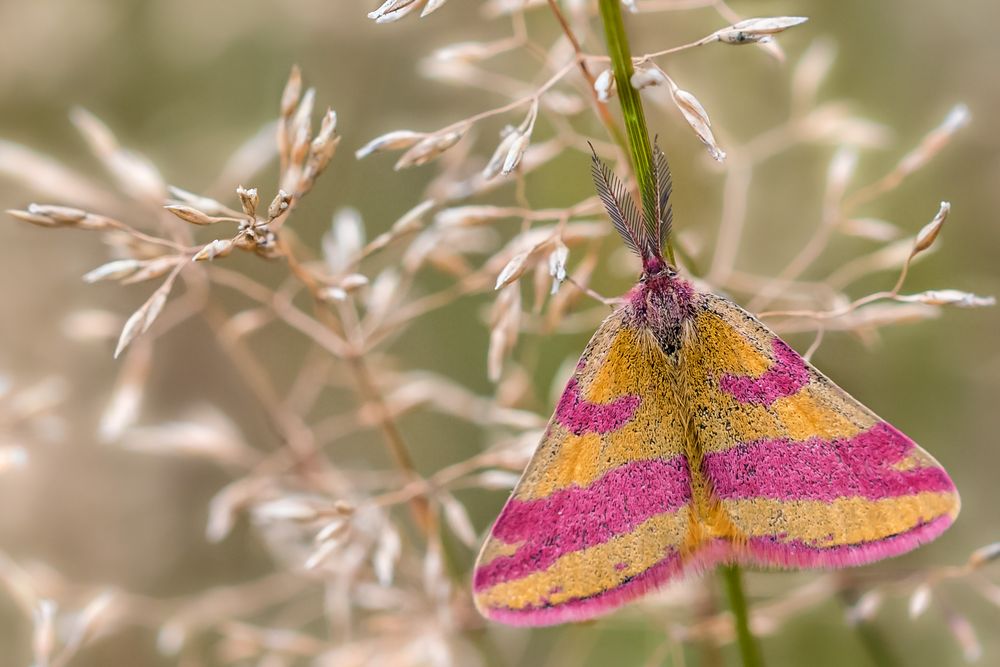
[501,133,531,176]
[846,590,882,624]
[253,496,321,523]
[495,250,531,290]
[487,284,521,381]
[164,204,219,226]
[945,608,982,662]
[193,239,235,262]
[70,107,166,204]
[394,128,466,169]
[368,0,420,24]
[792,38,837,111]
[670,85,726,161]
[168,186,233,217]
[897,289,995,308]
[373,523,401,586]
[631,66,669,90]
[908,584,932,619]
[236,186,259,218]
[123,256,183,284]
[267,190,293,221]
[474,470,521,490]
[62,591,117,656]
[913,201,949,254]
[392,199,434,234]
[439,492,477,547]
[826,147,859,202]
[318,287,347,302]
[421,0,448,17]
[338,274,369,292]
[100,345,149,441]
[26,203,87,224]
[897,105,970,178]
[301,109,340,189]
[435,205,512,228]
[280,65,303,119]
[114,279,174,358]
[483,127,522,179]
[548,241,569,294]
[711,16,809,45]
[594,69,615,102]
[82,259,142,283]
[968,541,1000,568]
[32,599,57,667]
[7,208,59,227]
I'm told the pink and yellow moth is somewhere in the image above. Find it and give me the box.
[472,144,960,626]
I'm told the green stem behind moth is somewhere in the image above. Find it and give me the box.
[596,0,675,264]
[721,565,766,667]
[838,589,904,667]
[595,7,757,661]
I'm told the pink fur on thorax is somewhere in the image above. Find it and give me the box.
[627,274,695,324]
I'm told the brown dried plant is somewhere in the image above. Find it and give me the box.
[0,1,997,666]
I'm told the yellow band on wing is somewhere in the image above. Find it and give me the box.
[722,491,958,547]
[688,312,874,451]
[521,326,687,499]
[475,507,689,611]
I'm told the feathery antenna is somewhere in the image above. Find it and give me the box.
[652,140,673,250]
[589,145,651,261]
[590,141,675,272]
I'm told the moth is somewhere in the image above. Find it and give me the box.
[472,145,960,626]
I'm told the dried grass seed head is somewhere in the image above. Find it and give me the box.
[394,128,467,170]
[709,16,809,45]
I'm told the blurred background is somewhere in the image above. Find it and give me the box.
[0,0,998,665]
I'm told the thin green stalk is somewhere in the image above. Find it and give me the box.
[595,8,758,663]
[596,0,674,264]
[838,589,903,667]
[721,565,765,667]
[851,619,903,667]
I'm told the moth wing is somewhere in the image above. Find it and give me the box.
[473,308,692,626]
[684,292,959,569]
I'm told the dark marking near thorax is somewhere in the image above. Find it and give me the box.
[628,274,695,357]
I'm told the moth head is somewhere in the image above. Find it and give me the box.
[639,258,676,282]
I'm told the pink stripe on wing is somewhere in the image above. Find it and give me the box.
[703,422,955,501]
[474,457,690,591]
[719,339,809,406]
[555,378,640,435]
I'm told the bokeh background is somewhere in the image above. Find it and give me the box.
[1,1,998,665]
